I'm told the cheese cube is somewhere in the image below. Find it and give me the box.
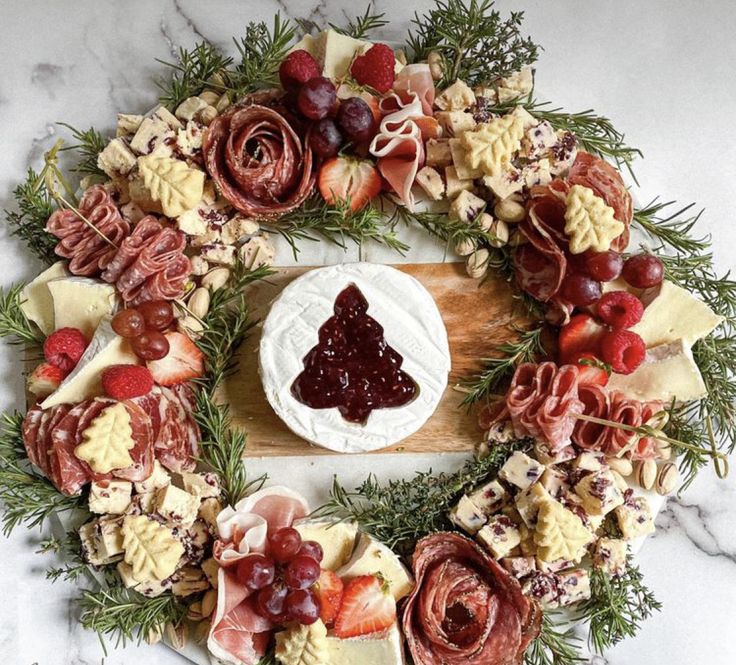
[467,479,508,516]
[182,520,212,565]
[117,561,171,597]
[520,120,558,159]
[500,451,546,490]
[129,117,175,156]
[449,189,485,223]
[96,516,125,560]
[614,496,656,540]
[337,534,414,601]
[501,556,536,579]
[293,518,358,571]
[89,480,133,515]
[540,467,569,499]
[415,166,445,201]
[533,442,576,466]
[116,113,144,138]
[449,495,487,534]
[20,262,69,335]
[326,623,404,665]
[557,569,591,606]
[481,167,523,200]
[128,491,157,515]
[537,557,574,574]
[156,485,201,528]
[180,471,220,499]
[515,483,551,528]
[47,277,117,339]
[521,571,560,608]
[435,79,476,111]
[198,497,223,529]
[176,121,204,157]
[477,516,521,559]
[436,110,477,137]
[171,566,210,597]
[593,537,628,576]
[152,105,184,130]
[426,139,453,168]
[97,138,137,177]
[444,165,474,199]
[134,460,171,494]
[572,451,606,473]
[574,470,625,516]
[449,138,483,180]
[522,158,552,188]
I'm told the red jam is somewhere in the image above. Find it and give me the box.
[291,284,417,423]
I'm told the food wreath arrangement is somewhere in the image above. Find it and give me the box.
[1,2,734,664]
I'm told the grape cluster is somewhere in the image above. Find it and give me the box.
[111,300,174,360]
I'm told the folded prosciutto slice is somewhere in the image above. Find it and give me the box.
[403,533,541,665]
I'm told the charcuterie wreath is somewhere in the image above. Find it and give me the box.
[2,3,733,664]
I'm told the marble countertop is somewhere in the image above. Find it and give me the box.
[1,1,734,663]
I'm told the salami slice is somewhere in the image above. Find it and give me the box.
[49,401,93,496]
[21,405,45,470]
[155,387,197,473]
[114,400,154,482]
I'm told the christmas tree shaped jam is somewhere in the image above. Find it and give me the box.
[291,284,418,423]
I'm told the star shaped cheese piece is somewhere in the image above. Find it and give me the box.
[75,402,135,474]
[534,499,592,563]
[564,184,625,254]
[460,114,525,177]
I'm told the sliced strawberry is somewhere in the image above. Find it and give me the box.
[333,575,396,638]
[571,352,610,387]
[315,570,344,627]
[27,362,68,397]
[558,313,606,365]
[318,156,381,212]
[146,332,204,386]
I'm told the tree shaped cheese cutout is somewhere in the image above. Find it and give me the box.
[291,284,418,423]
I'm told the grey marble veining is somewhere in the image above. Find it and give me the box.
[0,1,735,663]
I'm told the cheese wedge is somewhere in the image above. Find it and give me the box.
[292,29,369,80]
[20,261,69,335]
[630,280,723,348]
[40,318,139,409]
[48,277,118,338]
[326,623,405,665]
[293,518,358,571]
[607,338,707,403]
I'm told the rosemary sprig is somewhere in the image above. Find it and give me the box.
[0,283,45,345]
[330,5,388,40]
[58,123,107,178]
[632,199,708,255]
[576,558,661,654]
[407,0,540,87]
[525,614,585,665]
[157,41,233,110]
[461,325,546,406]
[39,531,89,583]
[314,441,529,557]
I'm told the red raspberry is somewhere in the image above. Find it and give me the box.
[596,291,644,329]
[279,50,321,89]
[102,364,154,400]
[600,330,646,375]
[350,44,395,93]
[43,328,88,372]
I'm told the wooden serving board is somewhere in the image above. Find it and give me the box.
[222,263,528,457]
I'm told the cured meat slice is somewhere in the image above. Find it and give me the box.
[572,383,610,451]
[101,215,162,283]
[169,383,201,463]
[203,103,314,218]
[154,387,197,473]
[37,404,71,479]
[21,405,45,470]
[392,63,436,115]
[114,400,154,482]
[49,401,93,496]
[403,533,541,665]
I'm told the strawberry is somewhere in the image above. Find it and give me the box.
[600,329,646,375]
[27,362,68,397]
[571,352,610,387]
[333,575,396,638]
[315,570,344,627]
[557,313,606,365]
[279,49,321,89]
[350,43,395,93]
[102,364,154,400]
[596,291,644,329]
[43,327,88,372]
[318,156,381,212]
[146,332,204,386]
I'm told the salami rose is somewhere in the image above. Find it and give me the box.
[403,533,541,665]
[203,102,314,218]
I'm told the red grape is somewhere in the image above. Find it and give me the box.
[131,331,170,360]
[285,588,321,625]
[269,527,302,563]
[309,119,343,157]
[297,77,336,120]
[284,555,321,590]
[256,583,289,622]
[137,300,174,331]
[111,309,146,338]
[622,254,664,289]
[561,273,602,307]
[298,540,324,563]
[584,250,624,282]
[336,97,376,142]
[236,554,276,591]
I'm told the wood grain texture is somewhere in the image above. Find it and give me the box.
[222,263,526,457]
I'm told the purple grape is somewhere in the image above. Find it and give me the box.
[337,97,376,142]
[297,77,337,120]
[309,119,343,157]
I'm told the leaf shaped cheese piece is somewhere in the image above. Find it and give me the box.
[564,184,625,254]
[533,499,591,563]
[138,153,205,217]
[75,402,135,473]
[461,114,524,177]
[275,620,329,665]
[121,515,184,582]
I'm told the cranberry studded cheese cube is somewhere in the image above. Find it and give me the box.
[499,451,546,490]
[574,470,625,516]
[476,515,522,559]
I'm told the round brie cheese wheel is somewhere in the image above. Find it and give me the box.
[259,263,451,453]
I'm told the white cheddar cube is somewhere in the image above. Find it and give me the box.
[198,497,223,530]
[572,451,607,473]
[449,189,486,223]
[614,496,656,541]
[521,120,558,159]
[96,516,125,560]
[557,569,591,606]
[541,467,569,499]
[521,571,560,608]
[477,515,521,559]
[444,165,474,199]
[515,483,552,528]
[537,557,574,574]
[152,105,184,130]
[20,261,69,335]
[116,113,144,138]
[435,79,476,111]
[97,138,137,177]
[293,518,359,571]
[180,471,220,499]
[449,138,483,179]
[593,537,628,576]
[130,117,175,156]
[436,110,477,137]
[47,277,117,339]
[134,460,171,494]
[481,166,524,200]
[117,561,171,597]
[319,29,369,80]
[80,519,121,566]
[426,139,453,168]
[533,442,576,466]
[415,166,446,201]
[500,451,546,490]
[89,480,133,515]
[467,479,508,516]
[449,495,487,534]
[574,470,625,516]
[501,556,536,579]
[156,484,201,529]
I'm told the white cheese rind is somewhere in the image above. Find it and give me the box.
[48,276,118,338]
[293,518,359,571]
[20,261,69,335]
[259,263,451,453]
[326,623,404,665]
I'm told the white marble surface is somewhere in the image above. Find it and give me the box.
[1,1,735,663]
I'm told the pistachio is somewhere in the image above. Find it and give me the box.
[428,50,444,81]
[655,462,679,496]
[494,196,526,224]
[197,105,218,126]
[455,237,477,256]
[216,93,231,114]
[606,456,633,477]
[202,588,217,618]
[466,248,489,279]
[186,600,204,622]
[201,267,231,290]
[487,218,510,248]
[188,287,211,319]
[655,437,672,460]
[165,621,189,650]
[198,90,220,106]
[175,96,208,122]
[179,316,205,339]
[146,625,163,645]
[507,228,529,247]
[634,458,657,491]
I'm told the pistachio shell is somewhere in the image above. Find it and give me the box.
[188,287,211,319]
[201,267,230,290]
[634,459,657,491]
[494,197,526,223]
